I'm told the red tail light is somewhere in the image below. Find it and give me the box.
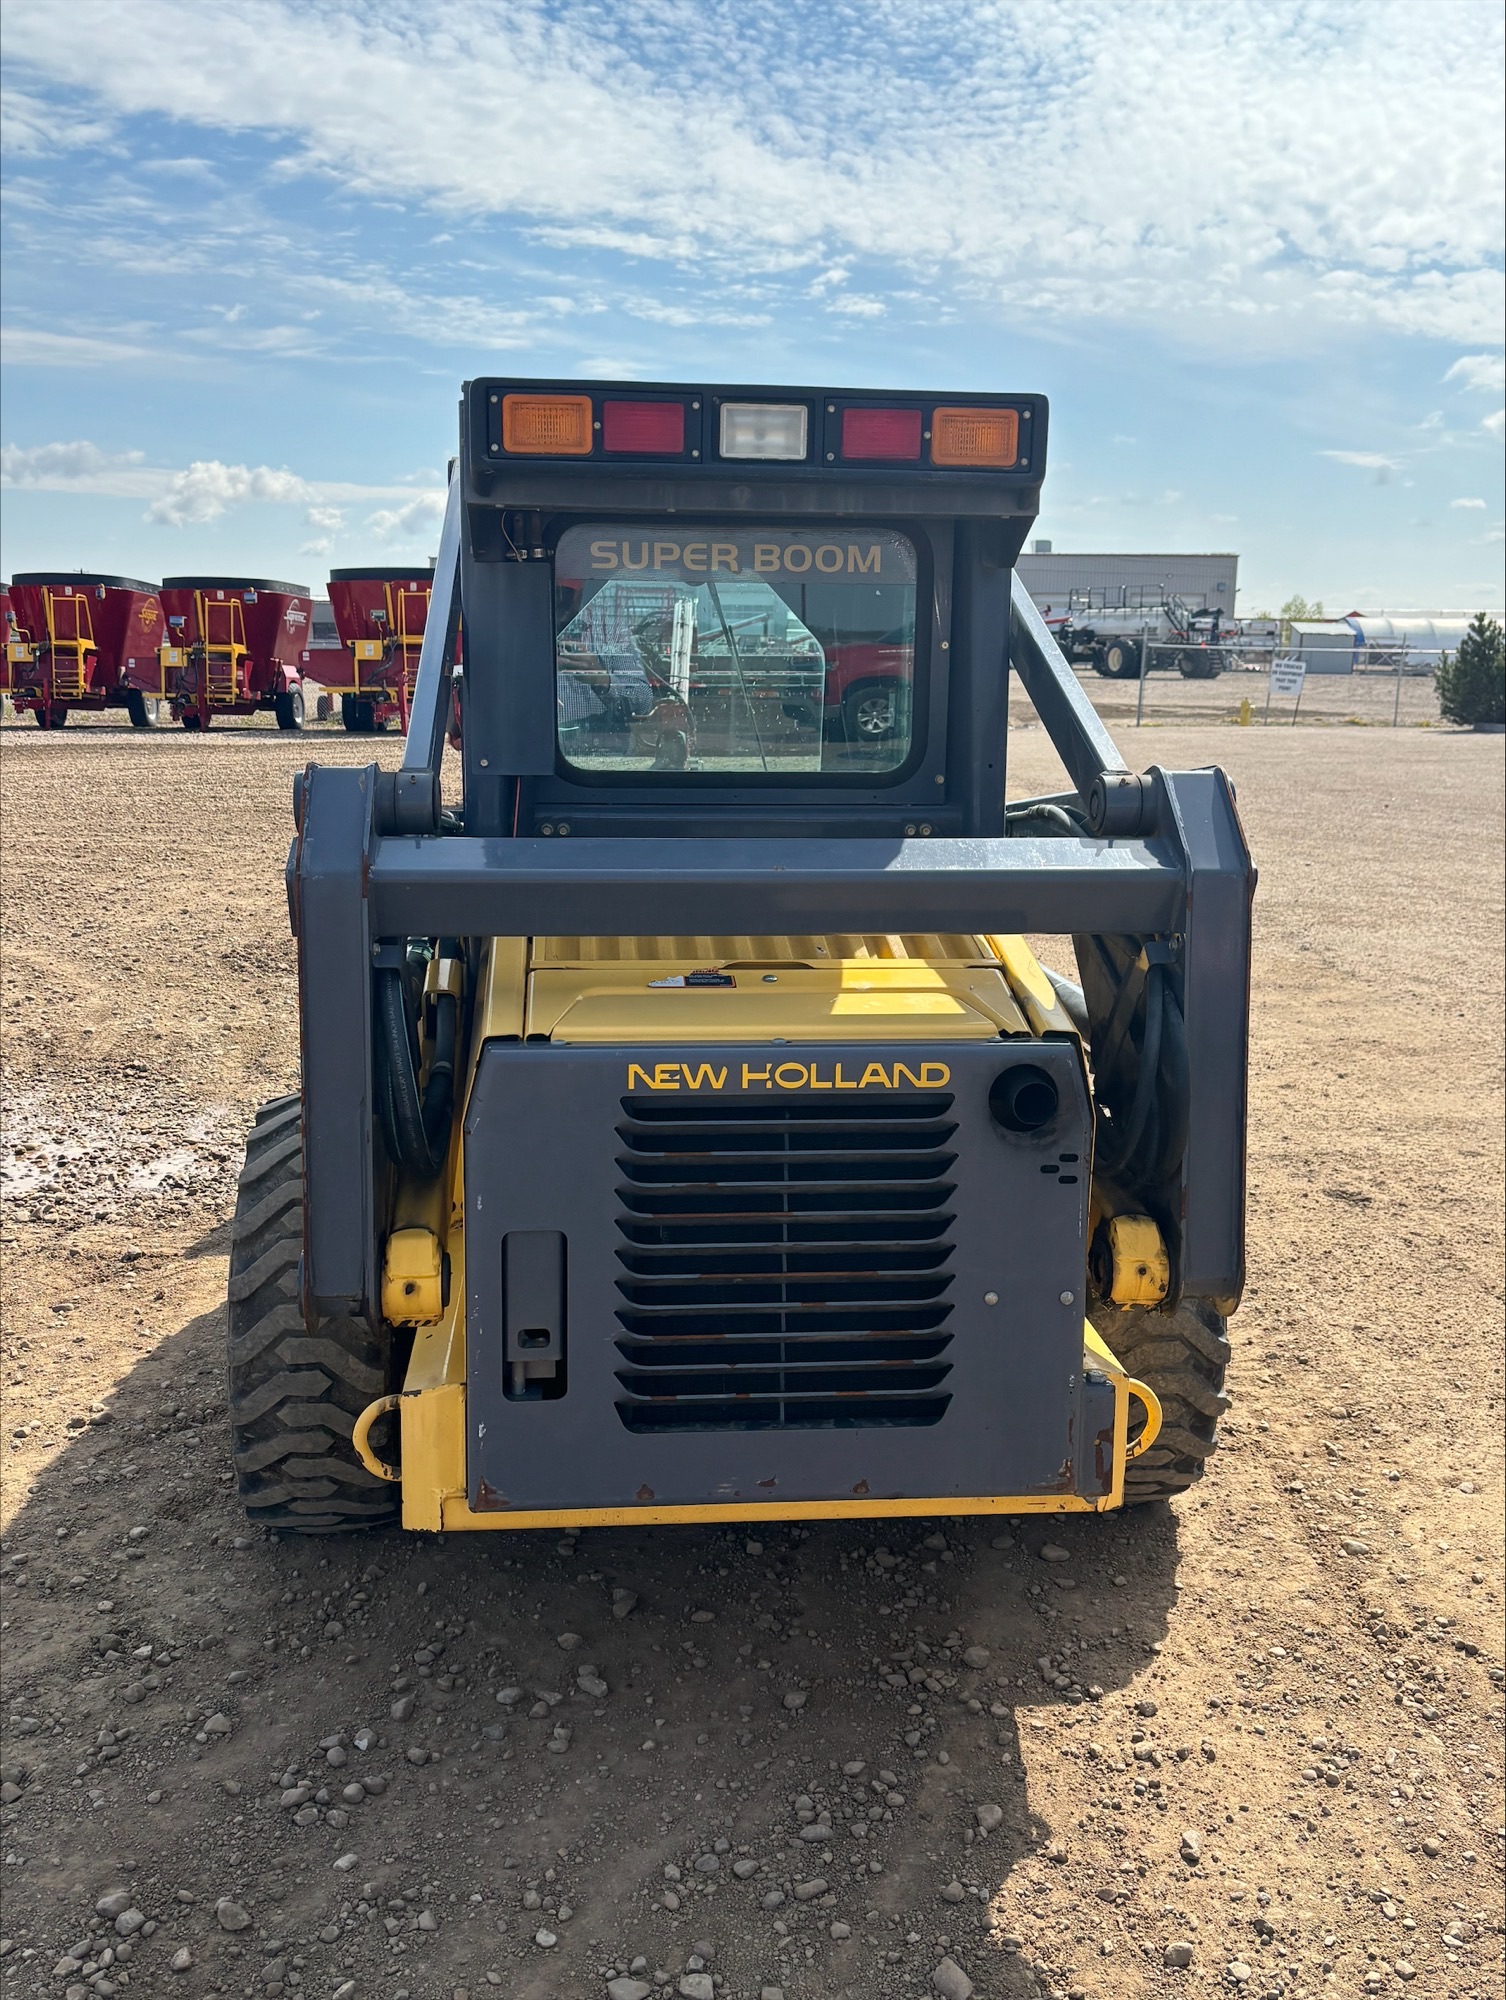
[602,401,685,454]
[841,407,923,461]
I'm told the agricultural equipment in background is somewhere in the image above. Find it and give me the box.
[150,577,311,730]
[298,598,347,720]
[323,568,433,733]
[232,377,1253,1538]
[5,573,165,728]
[1064,595,1226,680]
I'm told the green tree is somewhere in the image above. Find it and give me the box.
[1435,612,1506,728]
[1279,594,1324,620]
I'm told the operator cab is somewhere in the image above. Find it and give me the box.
[456,380,1047,840]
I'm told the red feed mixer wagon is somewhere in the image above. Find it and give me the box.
[5,573,165,728]
[151,577,311,730]
[322,567,433,732]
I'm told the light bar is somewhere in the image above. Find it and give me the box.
[719,402,808,461]
[931,406,1019,468]
[842,407,923,461]
[502,393,593,455]
[602,400,685,455]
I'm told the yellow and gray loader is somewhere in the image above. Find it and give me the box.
[230,380,1252,1535]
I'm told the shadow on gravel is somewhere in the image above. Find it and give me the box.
[2,1295,1182,2000]
[183,1218,233,1259]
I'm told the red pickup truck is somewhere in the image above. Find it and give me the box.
[823,638,913,742]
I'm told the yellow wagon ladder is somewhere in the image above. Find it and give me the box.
[199,593,248,706]
[43,589,95,701]
[388,580,430,708]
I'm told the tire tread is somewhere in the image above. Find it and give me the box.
[1091,1297,1230,1504]
[227,1102,396,1533]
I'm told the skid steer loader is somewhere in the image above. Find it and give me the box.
[230,380,1251,1534]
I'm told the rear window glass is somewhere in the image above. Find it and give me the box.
[553,524,917,775]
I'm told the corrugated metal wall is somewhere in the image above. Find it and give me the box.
[1015,552,1239,615]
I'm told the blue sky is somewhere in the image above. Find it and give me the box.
[2,0,1502,613]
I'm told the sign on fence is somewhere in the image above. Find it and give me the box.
[1269,657,1307,698]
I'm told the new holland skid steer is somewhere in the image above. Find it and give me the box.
[230,381,1252,1534]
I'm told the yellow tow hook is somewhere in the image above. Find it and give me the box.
[1124,1378,1163,1460]
[352,1394,403,1483]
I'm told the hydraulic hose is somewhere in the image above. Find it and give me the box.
[1096,961,1164,1177]
[1042,967,1091,1039]
[1005,801,1081,835]
[376,967,457,1180]
[1149,980,1190,1183]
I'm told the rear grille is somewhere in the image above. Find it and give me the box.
[613,1096,957,1432]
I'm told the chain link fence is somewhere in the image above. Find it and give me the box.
[1009,641,1443,731]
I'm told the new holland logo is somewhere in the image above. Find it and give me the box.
[625,1059,951,1092]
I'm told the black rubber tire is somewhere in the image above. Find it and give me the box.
[181,711,204,731]
[844,684,900,741]
[1098,638,1140,679]
[1177,650,1222,680]
[126,690,154,728]
[227,1095,398,1533]
[1091,1297,1230,1503]
[275,688,305,731]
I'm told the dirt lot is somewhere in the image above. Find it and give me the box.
[1,713,1502,2000]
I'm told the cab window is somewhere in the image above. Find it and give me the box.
[553,524,917,775]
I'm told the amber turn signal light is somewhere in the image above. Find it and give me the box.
[930,406,1019,468]
[502,394,594,455]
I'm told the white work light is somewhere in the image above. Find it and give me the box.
[719,402,809,461]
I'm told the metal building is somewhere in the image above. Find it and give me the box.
[1016,547,1239,619]
[1289,613,1504,674]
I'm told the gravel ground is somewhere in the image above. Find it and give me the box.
[1,714,1502,2000]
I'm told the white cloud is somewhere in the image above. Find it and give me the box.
[147,460,316,526]
[141,156,218,179]
[183,321,328,356]
[574,357,642,379]
[1484,410,1506,442]
[1,326,156,367]
[1320,450,1401,482]
[365,493,445,541]
[1451,497,1488,509]
[1445,353,1506,395]
[5,0,1502,343]
[0,85,113,155]
[0,439,427,515]
[1,439,144,484]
